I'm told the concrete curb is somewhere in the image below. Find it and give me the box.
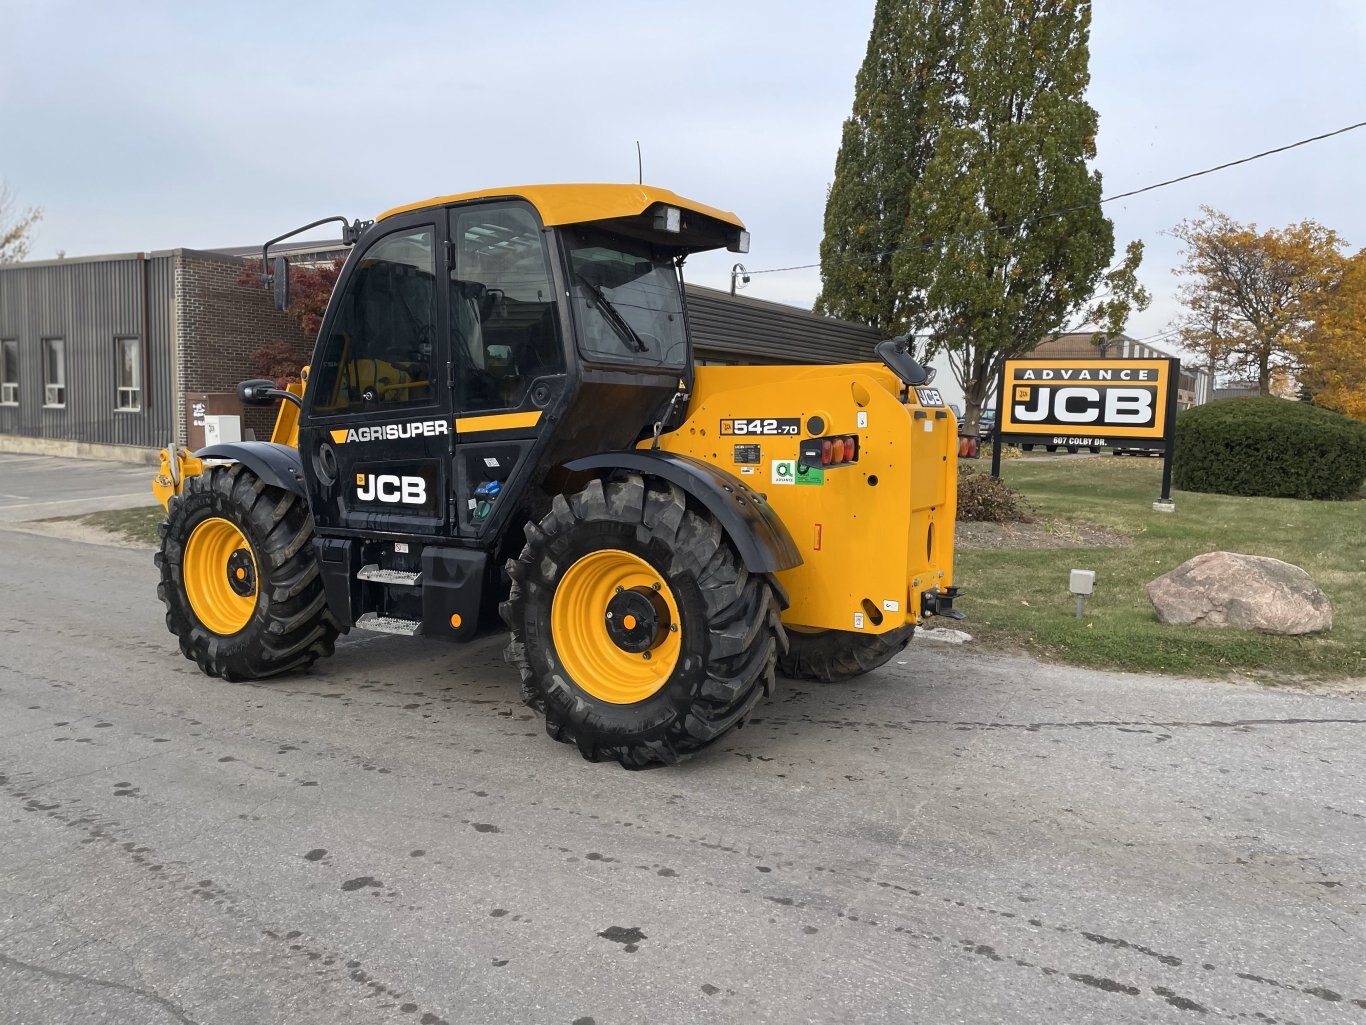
[0,436,160,465]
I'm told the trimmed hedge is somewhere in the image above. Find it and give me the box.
[1173,397,1366,500]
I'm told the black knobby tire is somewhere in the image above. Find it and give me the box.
[155,464,340,681]
[501,474,786,769]
[777,626,914,683]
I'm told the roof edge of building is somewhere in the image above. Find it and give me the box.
[0,251,163,270]
[685,284,881,335]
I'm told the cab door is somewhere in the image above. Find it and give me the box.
[446,200,568,540]
[298,215,451,537]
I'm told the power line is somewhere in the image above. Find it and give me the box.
[745,118,1366,277]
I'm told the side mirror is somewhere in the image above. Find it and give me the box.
[238,379,281,405]
[875,335,930,387]
[272,255,290,311]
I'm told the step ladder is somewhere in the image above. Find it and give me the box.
[354,564,423,636]
[355,613,423,636]
[356,564,422,587]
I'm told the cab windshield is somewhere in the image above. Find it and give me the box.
[563,227,688,369]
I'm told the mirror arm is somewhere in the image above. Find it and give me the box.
[260,215,371,287]
[264,388,304,409]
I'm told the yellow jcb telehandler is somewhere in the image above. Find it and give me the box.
[152,184,961,768]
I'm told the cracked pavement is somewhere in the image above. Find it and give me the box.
[0,529,1363,1024]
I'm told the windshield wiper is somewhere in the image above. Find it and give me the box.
[575,273,648,353]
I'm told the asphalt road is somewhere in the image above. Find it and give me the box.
[1,529,1363,1025]
[0,453,153,523]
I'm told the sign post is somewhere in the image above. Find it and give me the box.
[990,357,1182,509]
[1154,358,1181,512]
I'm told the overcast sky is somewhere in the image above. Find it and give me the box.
[3,1,1364,344]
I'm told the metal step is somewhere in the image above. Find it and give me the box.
[357,564,422,587]
[354,613,423,637]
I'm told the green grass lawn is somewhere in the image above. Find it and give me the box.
[955,456,1365,680]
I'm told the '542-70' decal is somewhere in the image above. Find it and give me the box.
[719,417,800,436]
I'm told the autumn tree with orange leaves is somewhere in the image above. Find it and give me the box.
[1300,250,1366,420]
[1171,208,1346,395]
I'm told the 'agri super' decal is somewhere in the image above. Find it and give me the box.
[330,419,450,444]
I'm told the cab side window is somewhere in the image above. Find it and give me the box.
[449,203,564,412]
[311,227,437,416]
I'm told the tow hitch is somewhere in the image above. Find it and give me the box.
[921,586,965,620]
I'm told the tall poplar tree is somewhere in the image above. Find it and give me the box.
[814,0,966,333]
[818,0,1146,431]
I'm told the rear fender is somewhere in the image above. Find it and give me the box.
[564,450,801,575]
[194,441,308,496]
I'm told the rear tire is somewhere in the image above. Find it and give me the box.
[777,626,914,683]
[156,464,339,681]
[501,475,786,769]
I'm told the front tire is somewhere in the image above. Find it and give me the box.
[501,475,785,769]
[156,464,339,681]
[777,626,914,683]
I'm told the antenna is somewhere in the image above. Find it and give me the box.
[636,141,643,185]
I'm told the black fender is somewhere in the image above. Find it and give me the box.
[194,442,307,496]
[564,450,802,574]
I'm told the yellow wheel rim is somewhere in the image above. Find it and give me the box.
[551,549,681,704]
[183,517,258,635]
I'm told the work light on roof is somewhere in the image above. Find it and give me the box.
[654,205,682,233]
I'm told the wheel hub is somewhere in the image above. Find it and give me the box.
[549,548,683,704]
[605,587,671,653]
[183,516,258,636]
[226,549,256,597]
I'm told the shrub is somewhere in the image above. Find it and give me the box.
[250,341,305,388]
[957,466,1032,522]
[1173,396,1366,500]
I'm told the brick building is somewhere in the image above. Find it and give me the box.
[0,247,315,460]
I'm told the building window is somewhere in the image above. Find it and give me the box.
[116,337,141,410]
[1,339,16,405]
[42,338,66,407]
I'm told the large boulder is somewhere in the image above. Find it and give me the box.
[1146,552,1333,635]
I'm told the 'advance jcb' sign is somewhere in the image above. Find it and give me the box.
[997,358,1178,444]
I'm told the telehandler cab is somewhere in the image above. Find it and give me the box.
[153,184,961,768]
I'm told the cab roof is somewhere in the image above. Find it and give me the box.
[376,183,744,230]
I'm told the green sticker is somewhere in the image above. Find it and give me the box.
[795,463,824,486]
